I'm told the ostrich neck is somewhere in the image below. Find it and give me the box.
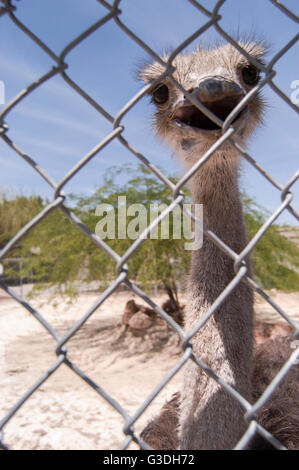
[189,151,251,295]
[179,151,254,450]
[191,152,247,254]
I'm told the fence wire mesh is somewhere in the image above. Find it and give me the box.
[0,0,298,450]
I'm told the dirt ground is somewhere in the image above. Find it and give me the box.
[0,286,298,450]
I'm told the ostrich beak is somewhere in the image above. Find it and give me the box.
[170,79,246,131]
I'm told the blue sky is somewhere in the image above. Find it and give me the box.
[0,0,298,224]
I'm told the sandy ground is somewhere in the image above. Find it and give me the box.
[0,285,298,450]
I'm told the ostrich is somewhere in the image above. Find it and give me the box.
[139,41,299,450]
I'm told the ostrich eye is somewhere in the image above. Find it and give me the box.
[241,65,260,86]
[152,84,169,105]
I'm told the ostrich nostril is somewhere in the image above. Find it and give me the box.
[184,88,195,99]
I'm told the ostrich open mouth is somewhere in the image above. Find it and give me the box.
[171,96,247,131]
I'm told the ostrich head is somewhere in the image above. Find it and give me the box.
[140,41,266,167]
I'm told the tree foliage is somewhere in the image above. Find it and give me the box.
[1,165,299,295]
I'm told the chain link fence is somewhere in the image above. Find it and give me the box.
[0,0,298,450]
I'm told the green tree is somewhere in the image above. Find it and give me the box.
[1,165,299,296]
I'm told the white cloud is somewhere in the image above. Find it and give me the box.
[13,105,108,140]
